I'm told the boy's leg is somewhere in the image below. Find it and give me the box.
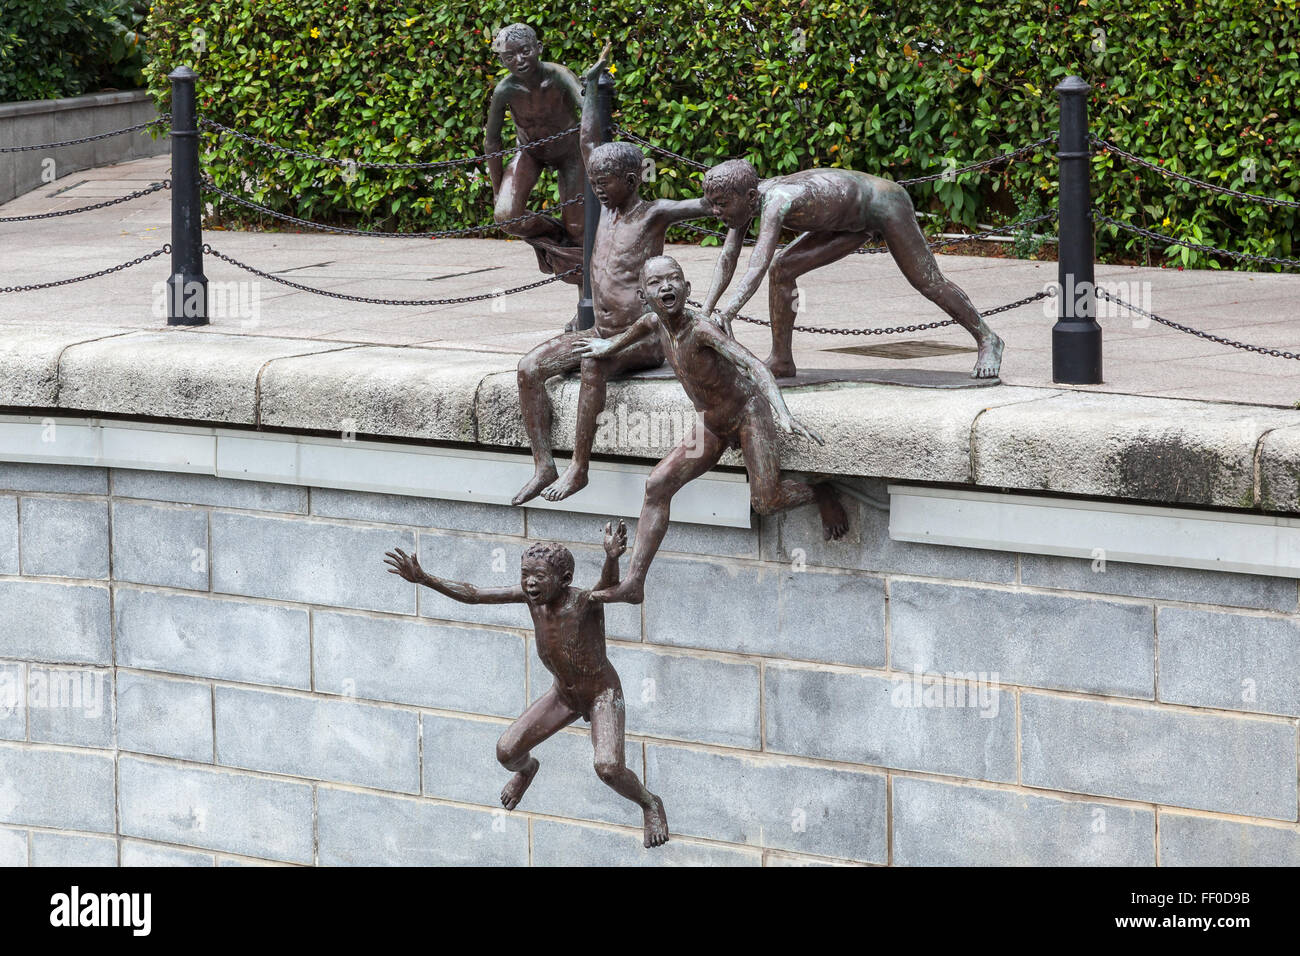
[877,191,1003,378]
[495,151,565,242]
[590,687,668,848]
[766,229,873,379]
[555,148,587,246]
[543,335,664,502]
[513,331,589,505]
[496,685,580,810]
[739,398,848,540]
[597,422,727,604]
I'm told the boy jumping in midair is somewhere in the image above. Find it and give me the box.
[700,159,1005,380]
[577,256,848,605]
[383,519,670,848]
[512,43,711,506]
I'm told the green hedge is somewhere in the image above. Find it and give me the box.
[143,0,1299,269]
[1,0,148,102]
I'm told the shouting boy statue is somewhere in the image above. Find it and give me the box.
[512,43,711,506]
[485,23,586,285]
[577,255,849,605]
[383,519,670,848]
[700,159,1005,380]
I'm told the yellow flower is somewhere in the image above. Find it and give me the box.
[405,17,416,27]
[848,62,855,74]
[798,81,808,90]
[608,63,617,74]
[310,27,320,38]
[1162,216,1171,227]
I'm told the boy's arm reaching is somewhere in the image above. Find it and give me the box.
[579,42,612,171]
[571,312,656,360]
[384,548,525,604]
[594,519,627,591]
[717,195,789,324]
[697,324,825,445]
[702,224,746,322]
[485,84,510,194]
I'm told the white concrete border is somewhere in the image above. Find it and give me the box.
[890,483,1300,578]
[0,414,752,527]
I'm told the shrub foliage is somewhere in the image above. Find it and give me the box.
[1,0,147,102]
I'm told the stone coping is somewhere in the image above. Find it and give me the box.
[3,323,1300,514]
[0,89,153,119]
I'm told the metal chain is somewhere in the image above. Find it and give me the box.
[200,118,578,170]
[1095,213,1300,268]
[897,136,1057,186]
[614,127,711,171]
[0,116,170,153]
[0,181,169,223]
[1096,288,1300,360]
[204,243,579,305]
[202,179,581,238]
[698,289,1051,335]
[0,245,169,293]
[1091,135,1300,209]
[675,212,1057,252]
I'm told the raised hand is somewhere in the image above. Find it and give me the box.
[384,547,427,584]
[582,40,613,83]
[604,518,628,558]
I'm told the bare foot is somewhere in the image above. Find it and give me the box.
[814,483,849,540]
[501,757,539,811]
[764,354,798,380]
[593,577,645,605]
[512,464,558,506]
[541,462,589,502]
[972,331,1004,379]
[643,794,670,848]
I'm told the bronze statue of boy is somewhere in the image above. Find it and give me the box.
[512,43,711,506]
[578,255,848,604]
[485,23,586,284]
[700,159,1005,380]
[383,519,670,848]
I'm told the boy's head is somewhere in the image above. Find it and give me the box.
[588,142,644,209]
[703,158,760,229]
[637,255,690,319]
[520,541,574,603]
[493,23,541,79]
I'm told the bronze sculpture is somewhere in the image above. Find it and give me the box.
[577,255,849,605]
[485,24,586,285]
[383,520,670,848]
[512,44,711,507]
[700,159,1005,379]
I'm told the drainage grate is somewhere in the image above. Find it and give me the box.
[825,339,976,359]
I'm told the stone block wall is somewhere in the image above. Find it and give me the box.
[1,461,1297,866]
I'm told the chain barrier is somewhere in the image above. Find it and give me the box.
[201,179,581,238]
[1095,213,1300,269]
[0,246,169,293]
[1091,135,1300,209]
[200,118,578,171]
[676,212,1057,252]
[1096,288,1300,360]
[701,288,1051,335]
[0,116,171,153]
[203,243,579,305]
[0,181,169,223]
[614,127,711,171]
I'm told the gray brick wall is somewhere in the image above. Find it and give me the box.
[0,462,1296,866]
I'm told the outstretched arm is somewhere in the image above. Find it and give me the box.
[594,519,627,591]
[384,548,526,604]
[652,195,715,228]
[702,224,746,321]
[697,324,825,445]
[485,85,510,195]
[579,41,612,171]
[571,311,657,360]
[718,200,787,323]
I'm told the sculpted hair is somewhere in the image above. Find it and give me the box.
[589,142,644,179]
[522,541,575,580]
[640,254,682,283]
[704,158,759,195]
[492,23,539,53]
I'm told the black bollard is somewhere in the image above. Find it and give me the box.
[1053,75,1101,383]
[167,65,207,326]
[575,69,614,331]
